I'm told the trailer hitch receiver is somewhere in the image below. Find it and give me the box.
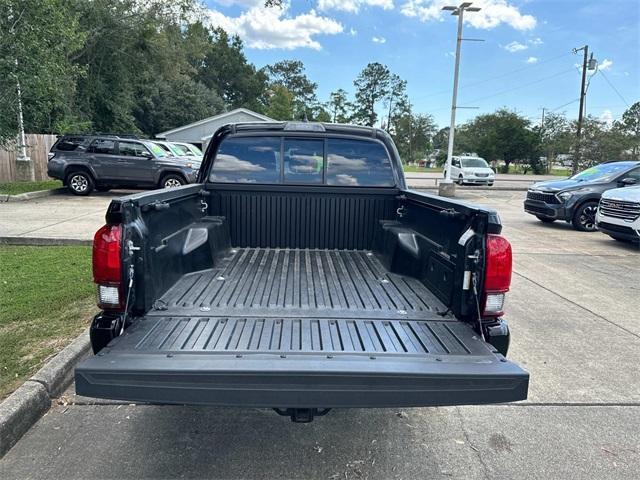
[273,408,331,423]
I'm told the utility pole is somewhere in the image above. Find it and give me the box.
[572,46,597,175]
[439,2,481,197]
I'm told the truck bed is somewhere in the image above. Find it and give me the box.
[152,247,449,321]
[77,248,528,407]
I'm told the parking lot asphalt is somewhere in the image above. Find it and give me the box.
[1,189,639,479]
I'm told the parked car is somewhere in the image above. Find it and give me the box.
[48,135,201,196]
[173,141,203,159]
[524,161,640,231]
[153,140,203,161]
[444,155,495,186]
[596,185,640,243]
[75,122,528,423]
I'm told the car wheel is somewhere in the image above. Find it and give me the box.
[160,174,185,189]
[536,216,556,223]
[66,171,94,196]
[571,201,599,232]
[457,175,464,185]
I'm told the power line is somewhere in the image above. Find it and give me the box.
[598,70,630,107]
[550,99,580,112]
[413,51,573,101]
[458,68,576,107]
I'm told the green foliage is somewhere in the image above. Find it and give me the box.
[392,110,437,164]
[456,109,541,172]
[264,85,295,120]
[0,246,96,397]
[0,180,62,195]
[0,0,85,144]
[265,60,317,119]
[614,102,640,160]
[353,63,391,126]
[199,28,268,112]
[328,89,352,123]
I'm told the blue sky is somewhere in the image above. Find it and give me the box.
[203,0,639,128]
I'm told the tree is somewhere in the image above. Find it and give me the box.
[328,89,352,123]
[199,28,268,111]
[614,102,640,160]
[539,112,573,172]
[456,109,541,173]
[352,63,390,127]
[0,0,85,143]
[574,116,628,167]
[264,85,294,120]
[384,74,407,130]
[392,110,437,164]
[265,60,317,120]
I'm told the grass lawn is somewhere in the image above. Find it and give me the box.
[0,180,63,195]
[403,165,441,173]
[0,246,97,398]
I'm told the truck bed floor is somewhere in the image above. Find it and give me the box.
[153,248,449,321]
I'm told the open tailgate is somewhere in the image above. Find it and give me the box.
[76,315,528,408]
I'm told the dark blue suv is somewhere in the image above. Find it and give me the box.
[524,161,640,231]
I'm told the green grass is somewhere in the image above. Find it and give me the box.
[403,165,441,173]
[550,168,571,177]
[0,180,63,195]
[0,246,97,398]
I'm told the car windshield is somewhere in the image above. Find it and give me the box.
[147,142,167,157]
[186,144,203,156]
[462,158,489,168]
[571,163,631,183]
[171,143,192,156]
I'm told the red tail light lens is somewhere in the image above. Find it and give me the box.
[483,234,512,317]
[93,224,123,310]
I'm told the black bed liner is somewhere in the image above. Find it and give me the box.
[76,248,529,407]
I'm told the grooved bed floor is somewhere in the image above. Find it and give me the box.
[152,248,449,321]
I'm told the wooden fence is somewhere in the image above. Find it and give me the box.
[0,134,58,182]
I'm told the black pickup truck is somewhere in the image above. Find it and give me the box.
[76,122,528,422]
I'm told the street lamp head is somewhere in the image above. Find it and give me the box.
[460,2,473,8]
[466,7,481,12]
[442,6,457,11]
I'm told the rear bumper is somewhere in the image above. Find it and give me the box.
[524,199,568,220]
[76,351,529,408]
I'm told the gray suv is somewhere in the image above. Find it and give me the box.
[48,135,200,195]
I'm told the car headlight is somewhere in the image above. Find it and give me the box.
[557,191,574,202]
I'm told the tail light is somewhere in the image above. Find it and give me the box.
[93,224,123,310]
[482,234,512,317]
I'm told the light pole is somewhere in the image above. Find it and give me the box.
[439,2,481,197]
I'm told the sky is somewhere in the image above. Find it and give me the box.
[202,0,639,128]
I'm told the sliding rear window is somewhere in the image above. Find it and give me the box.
[210,136,281,183]
[326,139,394,186]
[210,135,395,187]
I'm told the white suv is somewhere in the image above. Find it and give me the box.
[445,156,495,186]
[596,186,640,243]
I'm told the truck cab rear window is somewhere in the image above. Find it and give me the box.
[210,135,395,187]
[326,139,394,186]
[210,137,281,183]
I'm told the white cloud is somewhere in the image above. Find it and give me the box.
[526,56,538,64]
[600,109,613,126]
[212,0,263,6]
[529,37,543,45]
[599,58,613,71]
[349,27,358,36]
[205,5,343,50]
[318,0,394,13]
[401,0,536,31]
[503,41,528,52]
[372,35,387,43]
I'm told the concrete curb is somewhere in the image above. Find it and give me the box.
[0,237,92,246]
[0,187,66,203]
[0,329,91,458]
